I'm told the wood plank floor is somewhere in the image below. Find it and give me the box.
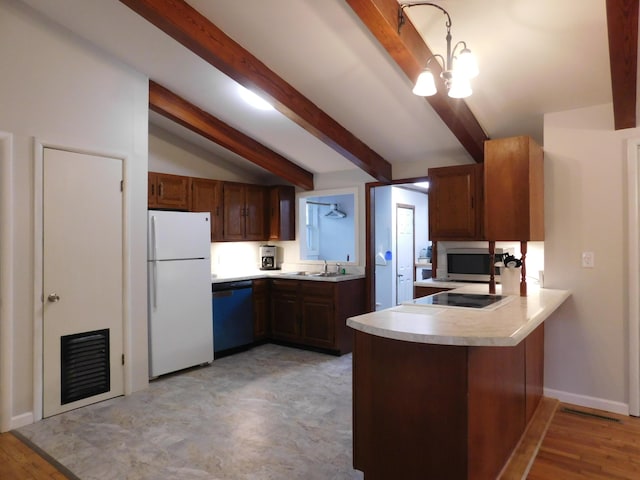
[527,403,640,479]
[2,402,639,479]
[0,432,69,480]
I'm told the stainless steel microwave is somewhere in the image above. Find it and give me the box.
[446,247,513,283]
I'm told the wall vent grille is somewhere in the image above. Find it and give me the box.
[61,329,110,405]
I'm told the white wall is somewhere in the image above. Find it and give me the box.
[0,0,148,429]
[149,124,275,184]
[543,103,636,414]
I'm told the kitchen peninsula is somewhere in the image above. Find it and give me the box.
[347,284,570,480]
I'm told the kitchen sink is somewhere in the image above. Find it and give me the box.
[285,271,342,277]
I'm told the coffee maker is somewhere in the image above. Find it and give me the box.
[259,245,278,270]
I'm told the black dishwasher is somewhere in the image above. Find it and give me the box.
[212,280,254,358]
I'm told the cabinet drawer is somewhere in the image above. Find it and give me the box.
[301,281,334,297]
[271,278,298,293]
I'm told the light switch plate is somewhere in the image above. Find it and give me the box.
[581,251,595,268]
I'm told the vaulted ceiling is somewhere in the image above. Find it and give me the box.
[22,0,638,190]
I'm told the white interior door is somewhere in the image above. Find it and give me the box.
[42,148,124,417]
[396,205,415,305]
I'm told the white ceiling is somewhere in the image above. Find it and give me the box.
[22,0,613,180]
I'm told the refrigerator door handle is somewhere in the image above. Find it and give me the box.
[151,260,158,309]
[150,214,158,261]
[150,214,158,309]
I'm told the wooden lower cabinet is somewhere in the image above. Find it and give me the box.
[252,279,270,341]
[353,323,545,480]
[413,286,452,298]
[270,279,300,342]
[270,278,365,354]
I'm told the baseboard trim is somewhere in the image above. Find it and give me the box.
[499,397,559,480]
[10,412,34,430]
[544,388,629,415]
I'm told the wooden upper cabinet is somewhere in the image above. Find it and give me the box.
[222,182,266,241]
[244,184,267,240]
[190,178,223,241]
[148,172,189,210]
[269,185,296,241]
[428,164,483,240]
[484,136,544,241]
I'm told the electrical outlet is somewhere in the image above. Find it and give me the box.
[581,251,595,268]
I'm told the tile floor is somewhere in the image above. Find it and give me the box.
[17,344,363,480]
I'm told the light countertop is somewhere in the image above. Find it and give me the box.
[211,270,365,284]
[347,283,570,347]
[414,278,478,289]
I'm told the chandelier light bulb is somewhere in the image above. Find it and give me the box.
[447,75,472,99]
[456,49,479,79]
[412,69,437,96]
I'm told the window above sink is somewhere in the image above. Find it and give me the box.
[297,187,358,265]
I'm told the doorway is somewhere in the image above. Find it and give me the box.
[368,180,429,311]
[396,204,415,305]
[41,148,125,417]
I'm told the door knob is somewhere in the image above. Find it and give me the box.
[47,293,60,303]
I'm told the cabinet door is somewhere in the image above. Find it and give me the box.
[222,183,245,241]
[148,172,158,208]
[269,186,296,241]
[244,185,266,241]
[154,172,189,210]
[190,178,223,241]
[252,279,270,340]
[300,282,335,349]
[270,280,300,342]
[484,136,544,241]
[428,164,483,240]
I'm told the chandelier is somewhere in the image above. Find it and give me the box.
[398,2,478,99]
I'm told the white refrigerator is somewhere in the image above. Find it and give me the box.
[147,210,213,378]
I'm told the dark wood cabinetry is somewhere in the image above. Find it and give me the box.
[148,172,190,210]
[223,183,266,241]
[270,278,365,354]
[353,323,545,479]
[190,178,223,241]
[270,279,300,342]
[414,286,452,299]
[148,172,295,243]
[299,282,336,350]
[428,164,483,240]
[484,135,544,241]
[268,185,296,241]
[252,278,270,341]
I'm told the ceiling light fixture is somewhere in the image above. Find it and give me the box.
[398,2,478,99]
[238,85,274,111]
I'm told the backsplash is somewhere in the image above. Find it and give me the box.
[210,242,265,276]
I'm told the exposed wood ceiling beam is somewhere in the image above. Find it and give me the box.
[606,0,638,130]
[120,0,392,183]
[149,81,315,191]
[346,0,488,163]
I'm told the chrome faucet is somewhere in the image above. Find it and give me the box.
[335,262,341,274]
[323,260,328,274]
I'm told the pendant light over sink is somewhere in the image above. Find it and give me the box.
[398,2,478,99]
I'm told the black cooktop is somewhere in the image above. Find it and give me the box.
[411,292,506,309]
